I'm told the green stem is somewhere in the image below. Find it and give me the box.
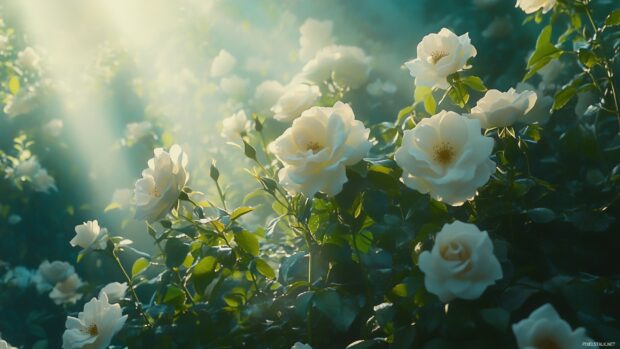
[111,249,152,327]
[213,179,228,211]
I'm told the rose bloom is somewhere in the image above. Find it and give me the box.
[134,144,189,222]
[516,0,556,14]
[513,303,595,349]
[125,121,153,143]
[418,221,502,302]
[516,82,553,125]
[210,49,236,77]
[3,266,34,289]
[395,111,495,206]
[469,88,537,129]
[271,83,321,122]
[221,110,251,141]
[34,260,75,293]
[62,293,128,349]
[269,101,371,197]
[3,86,39,118]
[17,46,41,71]
[71,220,108,251]
[292,342,313,349]
[405,28,477,90]
[253,80,284,116]
[50,273,84,305]
[0,338,17,349]
[99,282,128,303]
[404,28,477,90]
[31,168,57,193]
[299,18,334,62]
[299,45,371,89]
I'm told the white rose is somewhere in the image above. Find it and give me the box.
[299,45,371,89]
[43,118,64,137]
[404,28,477,90]
[0,338,17,349]
[219,75,249,100]
[134,144,189,222]
[125,121,153,143]
[3,86,39,118]
[221,110,251,141]
[210,49,237,77]
[516,0,557,14]
[62,293,128,349]
[32,168,57,193]
[3,266,34,289]
[70,220,108,251]
[35,260,75,293]
[99,282,128,303]
[395,111,495,206]
[292,342,313,349]
[469,88,537,128]
[17,47,41,71]
[50,273,84,305]
[13,156,41,178]
[516,82,553,124]
[269,101,371,197]
[253,80,285,115]
[271,83,321,122]
[299,18,334,62]
[512,303,595,349]
[418,221,502,302]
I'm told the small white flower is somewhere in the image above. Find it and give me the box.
[0,338,17,349]
[3,86,39,118]
[221,110,251,141]
[219,75,249,100]
[99,282,128,303]
[50,273,84,305]
[17,47,41,71]
[3,266,34,289]
[292,342,313,349]
[125,121,153,143]
[366,78,397,97]
[134,144,189,222]
[210,49,237,77]
[253,80,285,115]
[62,293,128,349]
[32,168,57,193]
[13,156,41,178]
[513,303,594,349]
[35,260,75,293]
[404,28,477,90]
[43,118,64,137]
[418,221,502,302]
[515,0,557,14]
[516,82,553,124]
[395,111,495,206]
[469,88,537,128]
[0,35,9,51]
[299,45,371,89]
[272,83,321,122]
[299,18,334,62]
[70,220,108,251]
[269,101,371,197]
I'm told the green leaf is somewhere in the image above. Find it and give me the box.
[552,85,577,110]
[230,206,254,220]
[132,257,150,277]
[578,50,598,69]
[163,285,185,304]
[255,258,276,280]
[525,25,562,81]
[314,290,358,332]
[461,76,487,92]
[526,208,556,223]
[480,308,510,332]
[8,76,20,95]
[415,86,436,114]
[165,238,190,268]
[103,202,121,212]
[193,256,216,276]
[235,231,259,256]
[243,140,257,161]
[605,9,620,27]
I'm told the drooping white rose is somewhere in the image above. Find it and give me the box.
[418,221,502,302]
[395,111,495,206]
[17,47,41,71]
[516,82,553,124]
[31,168,57,193]
[515,0,557,14]
[469,88,537,128]
[34,260,75,293]
[299,45,371,89]
[50,273,84,305]
[269,101,371,197]
[134,144,189,222]
[99,282,128,303]
[219,75,249,100]
[43,118,64,137]
[210,49,237,77]
[71,220,108,251]
[299,18,334,62]
[0,338,17,349]
[271,83,321,122]
[62,293,127,349]
[253,80,285,115]
[125,121,153,143]
[221,110,251,141]
[512,303,595,349]
[404,28,477,90]
[292,342,313,349]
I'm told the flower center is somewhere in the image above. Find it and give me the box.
[306,141,323,153]
[83,324,98,336]
[432,142,456,165]
[533,337,561,349]
[150,186,161,198]
[429,50,449,64]
[440,241,471,262]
